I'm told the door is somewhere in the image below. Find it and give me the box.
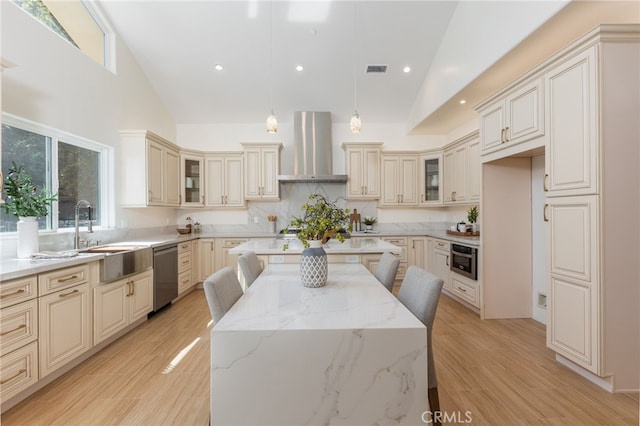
[94,280,128,345]
[130,270,153,322]
[224,156,245,206]
[381,157,400,205]
[147,140,164,204]
[165,148,181,206]
[505,79,543,145]
[346,149,365,198]
[399,156,418,205]
[205,156,225,206]
[480,101,504,153]
[244,149,261,198]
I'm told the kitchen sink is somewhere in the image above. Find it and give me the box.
[81,245,153,282]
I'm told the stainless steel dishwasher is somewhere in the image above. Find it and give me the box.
[153,244,178,311]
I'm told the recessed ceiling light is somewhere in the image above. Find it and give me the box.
[403,66,411,73]
[295,65,304,72]
[214,64,223,71]
[459,99,466,105]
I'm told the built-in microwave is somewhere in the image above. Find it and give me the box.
[450,243,478,281]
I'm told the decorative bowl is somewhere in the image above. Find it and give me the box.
[176,228,191,235]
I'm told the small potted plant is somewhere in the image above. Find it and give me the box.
[3,162,57,258]
[363,216,377,231]
[467,206,479,233]
[283,194,351,288]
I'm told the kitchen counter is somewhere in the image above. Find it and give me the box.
[351,229,480,246]
[228,237,403,255]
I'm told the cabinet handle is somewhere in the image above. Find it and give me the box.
[0,289,25,299]
[130,281,135,296]
[457,286,467,293]
[421,194,424,203]
[500,128,505,143]
[364,186,367,194]
[179,194,182,204]
[452,191,456,202]
[544,174,549,192]
[504,127,510,142]
[1,324,26,336]
[446,255,449,267]
[1,369,27,385]
[59,289,79,298]
[544,204,549,222]
[201,195,204,203]
[58,274,79,283]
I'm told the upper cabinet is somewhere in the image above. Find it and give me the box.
[181,153,204,207]
[342,143,382,200]
[443,132,480,205]
[380,153,418,207]
[241,143,282,200]
[205,153,245,208]
[120,131,180,207]
[479,78,544,156]
[419,153,442,206]
[544,47,597,197]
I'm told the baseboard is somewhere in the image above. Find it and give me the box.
[555,354,616,392]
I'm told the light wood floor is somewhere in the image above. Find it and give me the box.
[2,290,638,425]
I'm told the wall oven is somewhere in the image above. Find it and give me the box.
[450,243,478,280]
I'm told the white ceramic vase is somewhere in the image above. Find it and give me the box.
[17,216,39,258]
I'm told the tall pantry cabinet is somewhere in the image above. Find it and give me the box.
[478,24,639,392]
[543,26,639,391]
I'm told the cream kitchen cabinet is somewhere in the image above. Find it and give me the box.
[181,152,204,207]
[419,153,442,206]
[216,238,249,274]
[380,154,418,206]
[429,239,451,292]
[443,132,480,205]
[120,130,181,207]
[199,238,216,282]
[443,142,467,203]
[408,237,427,270]
[544,47,597,197]
[93,269,153,345]
[0,275,39,403]
[342,143,382,200]
[546,195,598,372]
[451,274,480,308]
[479,78,544,155]
[39,281,91,378]
[241,143,282,200]
[205,153,245,208]
[178,241,194,294]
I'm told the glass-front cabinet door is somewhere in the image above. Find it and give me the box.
[181,153,204,207]
[420,153,442,206]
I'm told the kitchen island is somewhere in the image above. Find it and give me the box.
[210,263,428,425]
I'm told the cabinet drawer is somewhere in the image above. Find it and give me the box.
[451,275,479,307]
[433,239,450,251]
[222,238,248,248]
[1,341,39,403]
[39,264,89,296]
[0,275,37,309]
[1,299,38,356]
[178,252,191,274]
[178,270,192,294]
[178,241,192,254]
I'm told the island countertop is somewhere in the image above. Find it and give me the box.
[228,237,403,255]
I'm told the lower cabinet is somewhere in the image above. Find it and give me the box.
[0,341,39,402]
[450,274,480,308]
[39,282,91,378]
[93,269,153,345]
[199,238,216,282]
[429,239,451,291]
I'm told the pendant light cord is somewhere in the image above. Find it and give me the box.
[269,0,274,114]
[353,1,357,114]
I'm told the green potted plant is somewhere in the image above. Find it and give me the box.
[3,162,57,258]
[283,194,351,288]
[467,206,479,233]
[283,193,351,249]
[363,216,377,230]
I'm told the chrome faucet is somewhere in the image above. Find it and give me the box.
[74,200,93,250]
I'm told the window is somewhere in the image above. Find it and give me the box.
[11,0,114,70]
[1,115,110,233]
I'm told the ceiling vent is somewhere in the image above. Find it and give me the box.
[366,64,388,74]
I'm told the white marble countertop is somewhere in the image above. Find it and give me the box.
[210,263,427,425]
[228,237,403,255]
[216,263,424,331]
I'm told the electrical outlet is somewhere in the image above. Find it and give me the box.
[254,216,259,224]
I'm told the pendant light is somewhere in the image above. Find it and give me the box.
[266,0,278,133]
[350,1,361,134]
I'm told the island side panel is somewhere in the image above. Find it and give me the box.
[210,328,427,425]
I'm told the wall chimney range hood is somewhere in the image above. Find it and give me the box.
[277,111,348,183]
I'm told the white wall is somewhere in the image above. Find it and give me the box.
[1,3,176,230]
[407,0,569,131]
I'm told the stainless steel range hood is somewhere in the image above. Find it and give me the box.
[277,111,348,183]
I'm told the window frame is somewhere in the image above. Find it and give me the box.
[1,113,113,235]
